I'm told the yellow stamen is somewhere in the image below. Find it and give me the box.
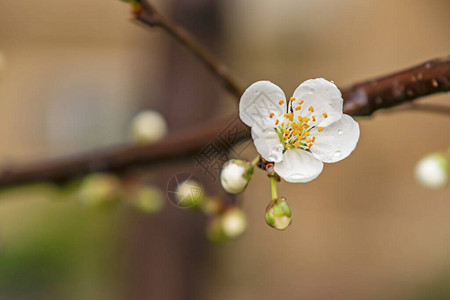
[318,127,324,132]
[295,106,302,111]
[308,143,313,148]
[322,112,328,118]
[275,119,279,125]
[294,142,301,147]
[312,136,316,142]
[303,131,310,137]
[290,97,296,102]
[283,129,290,134]
[308,106,314,112]
[269,113,274,118]
[306,138,312,143]
[286,144,292,149]
[279,99,284,105]
[312,116,316,121]
[299,100,304,105]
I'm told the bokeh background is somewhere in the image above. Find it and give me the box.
[0,0,449,299]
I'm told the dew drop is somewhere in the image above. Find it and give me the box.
[334,150,342,157]
[268,145,283,162]
[337,129,343,135]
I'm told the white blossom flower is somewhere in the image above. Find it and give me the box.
[240,78,360,183]
[415,153,448,189]
[220,159,254,194]
[130,110,168,144]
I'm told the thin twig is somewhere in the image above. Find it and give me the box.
[133,0,245,98]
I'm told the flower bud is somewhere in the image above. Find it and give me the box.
[130,110,168,145]
[201,197,222,215]
[221,208,247,239]
[78,173,121,207]
[175,179,205,208]
[206,217,228,244]
[265,197,292,230]
[415,153,449,189]
[220,159,254,194]
[126,183,165,214]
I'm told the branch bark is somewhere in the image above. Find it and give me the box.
[0,1,448,188]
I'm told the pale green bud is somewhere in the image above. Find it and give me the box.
[220,159,254,194]
[201,197,223,215]
[206,217,228,244]
[221,208,247,239]
[130,110,168,145]
[265,197,292,230]
[175,179,204,208]
[126,184,165,214]
[415,153,449,189]
[78,173,121,208]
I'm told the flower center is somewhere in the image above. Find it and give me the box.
[269,98,327,152]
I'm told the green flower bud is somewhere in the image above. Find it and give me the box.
[265,197,292,230]
[206,217,228,244]
[175,179,205,208]
[201,197,223,215]
[220,159,254,194]
[78,173,121,208]
[221,208,247,239]
[126,184,165,214]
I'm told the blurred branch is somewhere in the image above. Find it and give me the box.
[0,1,448,187]
[342,56,450,116]
[132,0,245,98]
[389,103,450,116]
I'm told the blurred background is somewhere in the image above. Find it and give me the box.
[0,0,449,299]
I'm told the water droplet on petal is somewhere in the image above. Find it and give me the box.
[337,129,343,135]
[334,150,342,157]
[268,145,283,162]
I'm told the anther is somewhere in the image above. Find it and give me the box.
[275,119,279,125]
[318,127,324,132]
[322,112,328,118]
[279,100,284,105]
[299,100,304,105]
[308,106,314,112]
[269,113,274,118]
[290,97,295,102]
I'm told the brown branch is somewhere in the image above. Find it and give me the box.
[1,56,448,187]
[342,56,450,116]
[132,0,245,98]
[388,103,450,116]
[0,1,448,188]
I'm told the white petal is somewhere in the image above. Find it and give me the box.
[239,81,286,130]
[274,149,323,183]
[310,114,360,163]
[292,78,343,127]
[251,126,284,163]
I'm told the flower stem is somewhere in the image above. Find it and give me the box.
[270,175,278,202]
[251,155,260,167]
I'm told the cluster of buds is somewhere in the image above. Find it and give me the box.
[415,151,449,189]
[78,173,165,214]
